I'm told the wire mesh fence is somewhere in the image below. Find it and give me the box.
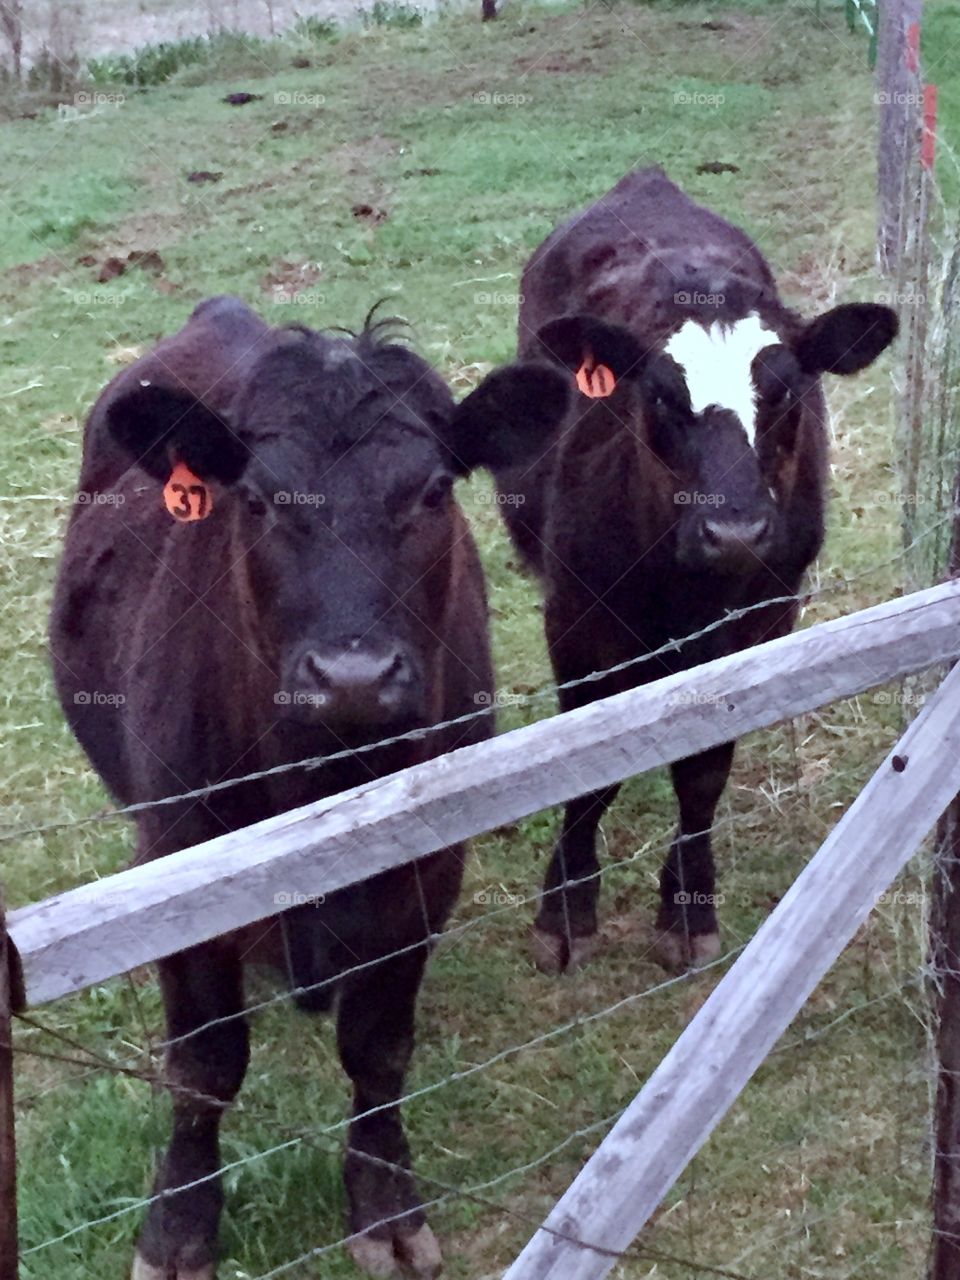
[5,559,953,1279]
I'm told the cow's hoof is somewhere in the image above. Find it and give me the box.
[348,1224,442,1278]
[132,1253,215,1280]
[398,1224,443,1277]
[530,926,596,975]
[655,930,721,973]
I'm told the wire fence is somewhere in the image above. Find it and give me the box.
[6,552,942,1278]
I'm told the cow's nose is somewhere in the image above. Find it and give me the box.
[292,645,419,727]
[698,515,772,570]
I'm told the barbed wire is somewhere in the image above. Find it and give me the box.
[10,808,745,1078]
[2,507,954,850]
[14,939,929,1270]
[18,939,748,1256]
[9,426,949,1273]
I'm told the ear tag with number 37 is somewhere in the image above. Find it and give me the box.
[164,461,212,522]
[575,352,616,399]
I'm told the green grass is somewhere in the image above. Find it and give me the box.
[0,1,933,1277]
[924,0,960,202]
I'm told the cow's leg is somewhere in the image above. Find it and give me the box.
[133,942,248,1280]
[532,784,620,974]
[338,947,440,1280]
[656,741,735,972]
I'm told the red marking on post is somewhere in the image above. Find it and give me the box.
[922,84,938,171]
[906,21,920,73]
[575,354,616,398]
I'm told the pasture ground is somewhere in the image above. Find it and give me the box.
[3,1,960,1276]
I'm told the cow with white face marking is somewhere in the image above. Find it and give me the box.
[492,168,897,974]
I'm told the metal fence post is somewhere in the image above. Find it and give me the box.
[0,893,19,1280]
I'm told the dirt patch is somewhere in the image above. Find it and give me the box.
[351,201,389,225]
[85,209,185,263]
[779,251,851,311]
[513,53,595,75]
[2,255,67,286]
[697,160,740,176]
[676,11,769,40]
[329,134,399,176]
[260,258,324,301]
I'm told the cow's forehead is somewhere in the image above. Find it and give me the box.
[245,413,444,499]
[663,313,781,445]
[239,329,449,453]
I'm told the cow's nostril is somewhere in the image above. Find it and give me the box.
[701,516,771,551]
[383,650,407,684]
[751,516,772,544]
[289,645,420,726]
[303,652,331,685]
[702,519,723,547]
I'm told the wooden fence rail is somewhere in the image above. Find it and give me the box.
[9,579,960,1008]
[504,656,960,1279]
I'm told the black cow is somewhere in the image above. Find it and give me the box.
[493,168,897,974]
[49,296,569,1279]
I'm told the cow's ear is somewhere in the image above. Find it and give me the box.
[105,383,249,484]
[794,303,898,376]
[446,362,571,474]
[533,314,648,381]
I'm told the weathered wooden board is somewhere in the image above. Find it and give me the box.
[9,581,960,1006]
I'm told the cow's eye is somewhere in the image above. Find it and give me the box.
[246,491,269,518]
[754,345,801,408]
[420,471,453,512]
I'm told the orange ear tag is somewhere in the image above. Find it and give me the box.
[163,461,212,522]
[574,356,616,398]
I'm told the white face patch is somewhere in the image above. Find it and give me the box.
[663,313,779,446]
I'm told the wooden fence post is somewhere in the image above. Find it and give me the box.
[929,473,960,1280]
[931,797,960,1280]
[504,662,960,1280]
[876,0,923,274]
[0,893,19,1280]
